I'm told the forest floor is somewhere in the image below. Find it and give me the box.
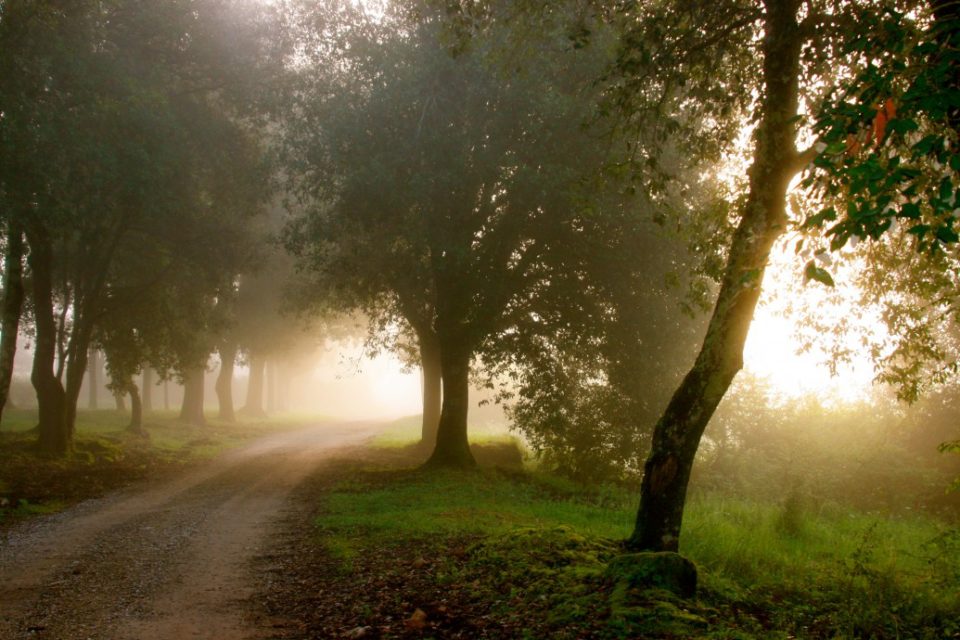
[0,418,382,640]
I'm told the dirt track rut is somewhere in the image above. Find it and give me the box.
[0,422,379,640]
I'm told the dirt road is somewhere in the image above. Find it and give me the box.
[0,422,381,640]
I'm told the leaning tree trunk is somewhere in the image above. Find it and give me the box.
[242,353,266,417]
[0,218,25,424]
[418,331,442,449]
[628,0,804,553]
[87,349,100,409]
[179,366,206,426]
[215,342,237,422]
[424,344,475,469]
[26,227,69,455]
[142,368,153,412]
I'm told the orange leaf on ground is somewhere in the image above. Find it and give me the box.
[404,608,428,631]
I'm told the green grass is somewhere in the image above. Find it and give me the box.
[311,452,960,639]
[370,414,523,449]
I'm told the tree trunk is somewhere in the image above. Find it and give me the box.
[216,342,237,422]
[142,368,153,412]
[26,227,69,455]
[128,380,144,434]
[418,331,442,449]
[628,0,804,553]
[113,389,127,411]
[163,378,170,411]
[0,218,25,424]
[87,349,100,409]
[64,323,93,439]
[242,353,266,417]
[179,366,206,426]
[424,346,475,468]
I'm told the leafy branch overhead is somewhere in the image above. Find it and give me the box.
[804,3,960,254]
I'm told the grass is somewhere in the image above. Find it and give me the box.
[309,445,960,639]
[0,407,330,524]
[370,413,524,449]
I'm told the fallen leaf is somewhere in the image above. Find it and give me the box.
[404,608,428,631]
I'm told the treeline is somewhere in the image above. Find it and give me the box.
[0,1,330,452]
[2,0,959,565]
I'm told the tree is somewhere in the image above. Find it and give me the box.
[0,0,277,451]
[0,218,25,423]
[460,0,909,552]
[286,2,641,468]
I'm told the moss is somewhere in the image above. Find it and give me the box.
[606,551,698,599]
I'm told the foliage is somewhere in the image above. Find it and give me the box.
[804,2,960,254]
[699,374,960,515]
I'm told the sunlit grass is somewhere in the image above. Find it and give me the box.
[370,414,523,449]
[314,454,960,639]
[0,407,335,523]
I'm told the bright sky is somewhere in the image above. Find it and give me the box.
[304,344,422,419]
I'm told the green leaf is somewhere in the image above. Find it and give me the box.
[804,261,835,287]
[935,225,959,244]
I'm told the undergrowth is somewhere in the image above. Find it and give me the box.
[310,448,960,639]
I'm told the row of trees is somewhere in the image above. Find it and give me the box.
[0,1,322,451]
[3,0,956,566]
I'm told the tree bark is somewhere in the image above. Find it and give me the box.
[418,331,442,449]
[26,227,69,455]
[0,218,25,424]
[64,323,93,438]
[87,349,100,409]
[627,0,804,552]
[179,366,206,426]
[424,345,475,468]
[216,342,237,422]
[142,368,153,412]
[113,389,127,411]
[241,353,266,417]
[128,379,144,434]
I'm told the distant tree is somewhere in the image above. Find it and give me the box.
[0,0,278,451]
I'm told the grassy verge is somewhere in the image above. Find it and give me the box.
[0,408,329,525]
[370,414,521,449]
[305,445,960,639]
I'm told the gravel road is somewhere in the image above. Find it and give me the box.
[0,422,381,640]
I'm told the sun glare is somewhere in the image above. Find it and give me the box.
[743,240,880,405]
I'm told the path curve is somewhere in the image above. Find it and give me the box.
[0,421,381,640]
